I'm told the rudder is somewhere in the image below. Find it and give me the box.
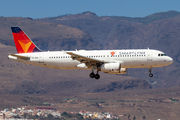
[11,27,42,53]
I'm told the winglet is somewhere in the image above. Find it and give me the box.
[11,27,42,53]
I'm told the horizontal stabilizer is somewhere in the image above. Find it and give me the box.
[8,54,30,60]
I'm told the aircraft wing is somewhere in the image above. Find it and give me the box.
[66,52,105,67]
[8,54,30,60]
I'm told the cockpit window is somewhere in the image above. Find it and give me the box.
[158,53,166,56]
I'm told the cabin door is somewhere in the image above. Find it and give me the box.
[147,50,152,61]
[39,53,44,63]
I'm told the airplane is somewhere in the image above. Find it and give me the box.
[8,27,173,79]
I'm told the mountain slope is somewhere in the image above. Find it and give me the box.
[0,11,179,90]
[38,11,180,88]
[0,17,99,51]
[0,44,150,95]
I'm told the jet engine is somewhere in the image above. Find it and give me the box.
[100,63,127,74]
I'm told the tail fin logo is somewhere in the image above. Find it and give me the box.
[18,40,32,53]
[11,27,42,53]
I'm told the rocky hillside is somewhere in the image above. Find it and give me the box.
[87,79,152,93]
[0,17,98,51]
[0,44,150,95]
[0,11,179,93]
[38,11,180,88]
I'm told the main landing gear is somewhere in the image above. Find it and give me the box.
[149,68,153,77]
[89,69,100,79]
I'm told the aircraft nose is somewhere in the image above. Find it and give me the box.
[166,57,173,65]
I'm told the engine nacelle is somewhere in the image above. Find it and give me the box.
[100,63,127,74]
[118,68,127,74]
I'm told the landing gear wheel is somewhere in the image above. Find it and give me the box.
[149,68,153,77]
[94,74,100,79]
[89,72,95,78]
[149,73,153,77]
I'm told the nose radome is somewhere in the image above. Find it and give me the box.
[167,57,173,64]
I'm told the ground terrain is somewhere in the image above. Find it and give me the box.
[1,87,180,120]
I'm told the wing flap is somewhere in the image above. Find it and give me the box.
[66,52,104,64]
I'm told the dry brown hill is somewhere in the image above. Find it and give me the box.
[0,44,150,95]
[0,17,98,51]
[0,16,152,95]
[38,11,180,88]
[0,11,179,93]
[0,11,179,120]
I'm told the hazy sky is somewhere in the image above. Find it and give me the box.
[0,0,180,19]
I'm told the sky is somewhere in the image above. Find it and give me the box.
[0,0,180,19]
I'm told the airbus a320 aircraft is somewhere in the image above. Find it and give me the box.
[8,27,173,79]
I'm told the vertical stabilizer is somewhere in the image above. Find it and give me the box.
[11,27,42,53]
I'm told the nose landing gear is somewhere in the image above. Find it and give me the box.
[149,68,153,77]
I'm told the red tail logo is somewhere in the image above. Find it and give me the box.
[11,27,41,53]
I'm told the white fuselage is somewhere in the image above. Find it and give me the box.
[8,49,173,71]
